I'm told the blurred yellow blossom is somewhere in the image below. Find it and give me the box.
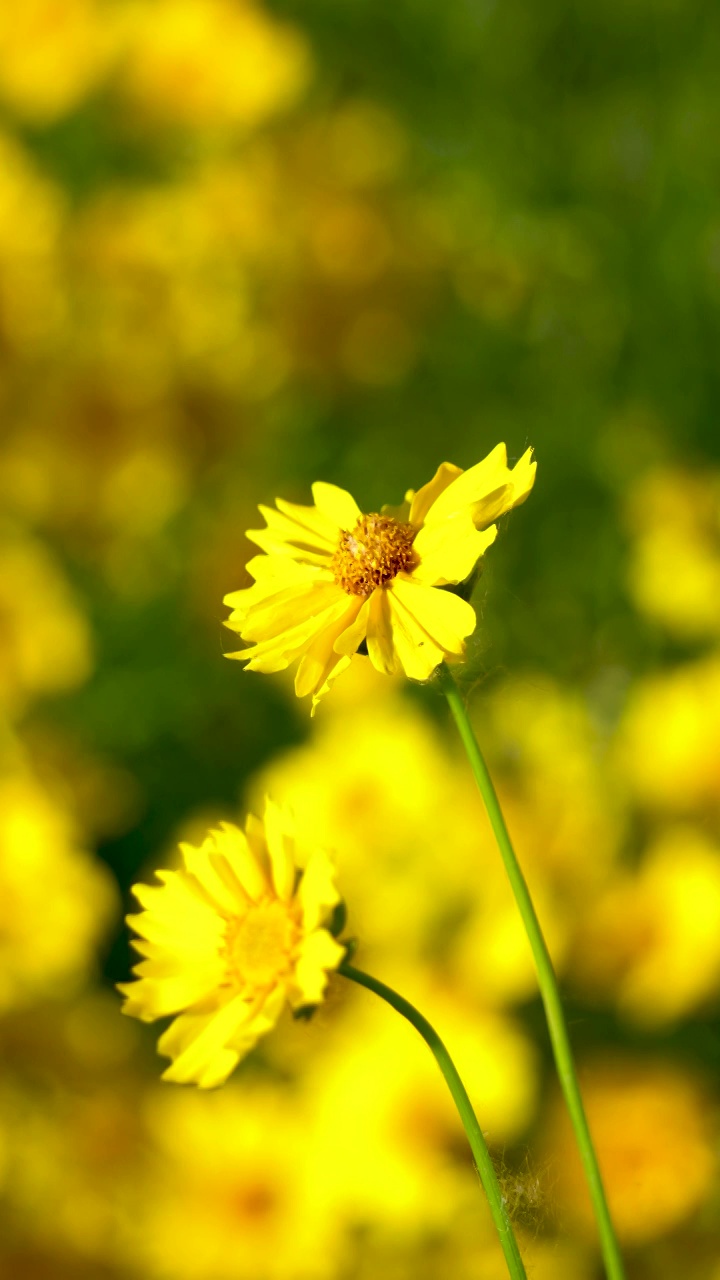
[120,0,311,132]
[224,444,536,709]
[0,532,93,716]
[479,676,623,896]
[450,869,568,1008]
[449,675,623,1006]
[572,826,720,1025]
[0,765,117,1012]
[545,1058,716,1244]
[0,0,121,124]
[134,1084,342,1280]
[305,975,537,1233]
[119,801,345,1086]
[626,465,720,640]
[615,654,720,815]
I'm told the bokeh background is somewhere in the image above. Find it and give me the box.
[2,0,720,1276]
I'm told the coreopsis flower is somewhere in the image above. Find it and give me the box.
[224,443,536,710]
[118,802,346,1087]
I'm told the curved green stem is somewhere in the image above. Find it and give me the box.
[339,960,527,1280]
[437,664,625,1280]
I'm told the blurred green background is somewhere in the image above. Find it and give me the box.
[1,1,720,1277]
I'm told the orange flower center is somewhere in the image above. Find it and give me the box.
[224,899,299,992]
[331,513,417,596]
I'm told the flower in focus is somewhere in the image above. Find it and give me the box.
[119,802,346,1087]
[224,444,536,709]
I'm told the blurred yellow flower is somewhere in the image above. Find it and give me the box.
[254,671,487,963]
[121,0,311,132]
[119,802,345,1087]
[0,0,121,125]
[615,654,720,815]
[305,975,537,1233]
[0,532,93,716]
[545,1058,716,1244]
[0,766,117,1012]
[572,826,720,1025]
[626,465,720,640]
[224,444,536,709]
[134,1084,342,1280]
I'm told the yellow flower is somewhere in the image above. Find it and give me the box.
[133,1084,343,1280]
[626,465,720,641]
[224,443,536,709]
[572,826,720,1026]
[0,765,117,1012]
[118,802,345,1087]
[544,1058,715,1244]
[121,0,310,132]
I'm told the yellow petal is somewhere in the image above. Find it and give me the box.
[246,526,333,566]
[289,929,345,1007]
[274,496,338,547]
[262,798,295,901]
[118,958,224,1021]
[412,513,497,585]
[299,848,340,932]
[471,446,536,527]
[311,481,362,530]
[179,842,243,915]
[130,874,222,947]
[380,493,412,522]
[422,443,536,528]
[255,500,337,552]
[239,577,343,642]
[230,596,350,673]
[223,557,320,624]
[408,461,463,526]
[159,991,258,1086]
[386,589,445,680]
[125,909,216,955]
[333,597,371,656]
[294,598,364,698]
[389,577,476,654]
[244,553,312,584]
[366,586,397,675]
[215,822,268,902]
[161,986,289,1088]
[309,653,353,716]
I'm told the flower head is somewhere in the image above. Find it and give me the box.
[118,801,346,1087]
[224,443,535,710]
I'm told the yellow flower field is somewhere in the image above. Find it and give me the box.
[1,1,719,1277]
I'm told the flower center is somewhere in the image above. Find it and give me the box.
[223,899,299,992]
[331,513,417,596]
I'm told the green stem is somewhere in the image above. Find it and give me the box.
[339,960,527,1280]
[437,663,625,1280]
